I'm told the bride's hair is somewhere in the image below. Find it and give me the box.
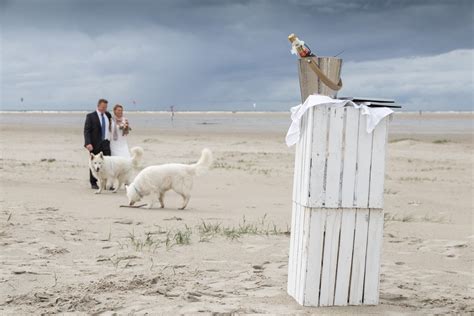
[113,104,124,113]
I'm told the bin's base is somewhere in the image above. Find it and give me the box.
[287,202,384,306]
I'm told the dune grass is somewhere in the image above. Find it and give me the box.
[120,215,290,252]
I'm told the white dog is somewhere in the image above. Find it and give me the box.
[125,148,213,209]
[89,147,144,194]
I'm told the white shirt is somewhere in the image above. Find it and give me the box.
[96,110,110,140]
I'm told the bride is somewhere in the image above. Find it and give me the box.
[110,104,132,158]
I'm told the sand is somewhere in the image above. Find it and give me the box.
[0,112,472,314]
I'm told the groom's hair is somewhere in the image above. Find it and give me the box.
[97,99,108,106]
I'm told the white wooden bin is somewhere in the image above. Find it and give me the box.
[287,57,390,307]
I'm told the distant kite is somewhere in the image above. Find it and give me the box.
[20,97,23,102]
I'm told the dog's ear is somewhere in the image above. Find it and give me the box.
[99,152,104,158]
[124,184,128,189]
[90,152,94,159]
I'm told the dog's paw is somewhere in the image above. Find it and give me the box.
[95,190,102,194]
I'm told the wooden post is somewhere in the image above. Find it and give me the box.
[288,56,389,306]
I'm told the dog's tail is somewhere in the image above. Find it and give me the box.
[190,148,213,176]
[130,146,144,168]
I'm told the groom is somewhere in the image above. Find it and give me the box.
[84,99,112,189]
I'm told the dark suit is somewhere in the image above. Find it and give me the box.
[84,111,112,185]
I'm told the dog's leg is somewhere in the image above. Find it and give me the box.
[147,199,156,209]
[147,193,159,209]
[159,191,165,208]
[113,180,122,193]
[95,179,103,194]
[178,194,190,210]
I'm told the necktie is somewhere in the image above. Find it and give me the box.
[101,113,106,140]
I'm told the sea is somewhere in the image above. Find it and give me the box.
[0,111,472,135]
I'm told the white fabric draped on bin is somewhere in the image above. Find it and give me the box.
[286,94,394,147]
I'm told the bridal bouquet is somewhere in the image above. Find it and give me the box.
[113,117,132,141]
[118,118,132,136]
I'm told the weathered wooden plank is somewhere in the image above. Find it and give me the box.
[292,202,302,298]
[296,206,311,303]
[319,209,343,306]
[354,113,373,208]
[297,113,307,204]
[334,208,356,305]
[287,201,298,296]
[368,117,388,208]
[324,107,345,207]
[349,209,370,305]
[303,208,327,306]
[292,140,301,202]
[295,203,307,304]
[300,107,314,205]
[363,209,384,304]
[309,106,329,207]
[341,107,360,207]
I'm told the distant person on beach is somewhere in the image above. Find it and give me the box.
[110,104,131,158]
[83,99,112,189]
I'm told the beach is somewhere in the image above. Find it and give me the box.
[0,111,472,314]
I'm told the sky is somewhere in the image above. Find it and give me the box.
[1,0,473,111]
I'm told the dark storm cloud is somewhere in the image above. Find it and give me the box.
[1,0,473,110]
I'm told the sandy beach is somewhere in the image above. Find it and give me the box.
[0,111,472,314]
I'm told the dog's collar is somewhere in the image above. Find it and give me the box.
[132,183,144,198]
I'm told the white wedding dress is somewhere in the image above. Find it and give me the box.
[110,119,131,158]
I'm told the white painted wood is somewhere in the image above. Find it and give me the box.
[303,208,327,306]
[287,201,297,296]
[334,208,356,305]
[309,106,329,207]
[368,118,388,208]
[297,114,306,204]
[349,209,370,305]
[363,209,384,304]
[319,209,343,306]
[301,108,314,205]
[292,140,301,202]
[297,206,311,303]
[293,202,303,300]
[341,107,360,208]
[354,113,373,208]
[324,107,345,207]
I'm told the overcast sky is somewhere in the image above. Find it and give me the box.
[1,0,473,111]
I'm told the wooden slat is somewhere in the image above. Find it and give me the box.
[354,113,373,208]
[301,108,314,205]
[292,140,301,202]
[349,209,370,305]
[319,209,343,306]
[334,208,356,305]
[287,202,298,296]
[324,107,345,207]
[363,209,384,304]
[303,208,327,306]
[296,206,311,303]
[368,117,388,208]
[297,113,307,204]
[293,202,302,299]
[341,107,360,207]
[309,106,329,207]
